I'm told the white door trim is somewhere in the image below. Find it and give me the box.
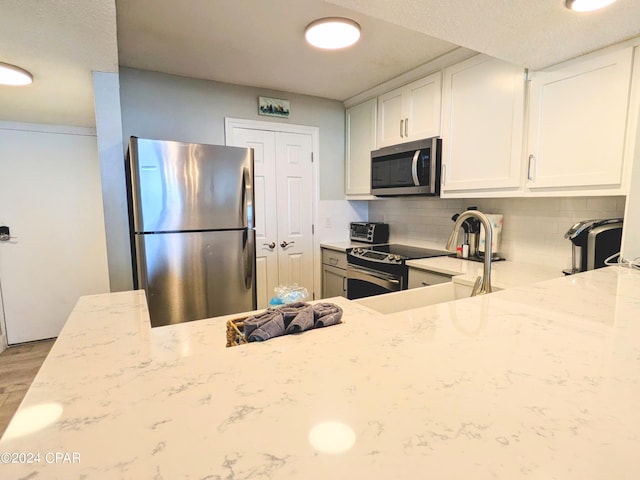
[224,118,320,300]
[0,279,6,353]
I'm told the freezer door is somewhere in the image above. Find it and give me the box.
[136,229,256,327]
[129,137,254,232]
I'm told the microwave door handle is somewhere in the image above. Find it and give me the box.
[411,150,421,186]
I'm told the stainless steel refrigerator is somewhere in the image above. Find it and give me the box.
[126,137,256,327]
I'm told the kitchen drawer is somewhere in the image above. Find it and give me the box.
[321,249,347,270]
[408,268,452,288]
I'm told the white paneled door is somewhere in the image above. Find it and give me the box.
[0,124,110,344]
[275,132,314,290]
[227,128,280,309]
[226,121,315,308]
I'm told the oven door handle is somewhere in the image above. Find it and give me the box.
[411,149,421,186]
[347,265,401,291]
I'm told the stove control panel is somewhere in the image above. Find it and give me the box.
[350,248,404,263]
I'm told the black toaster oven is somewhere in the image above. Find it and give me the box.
[349,222,389,244]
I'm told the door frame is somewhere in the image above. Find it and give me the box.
[0,278,6,353]
[224,118,320,300]
[0,120,106,345]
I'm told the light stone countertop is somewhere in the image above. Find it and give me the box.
[406,256,564,289]
[1,267,640,478]
[319,239,563,288]
[319,240,371,252]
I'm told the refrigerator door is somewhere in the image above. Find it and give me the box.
[129,137,254,233]
[136,229,256,327]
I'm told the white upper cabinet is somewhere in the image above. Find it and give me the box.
[526,47,634,193]
[377,72,442,147]
[345,98,377,197]
[440,55,526,196]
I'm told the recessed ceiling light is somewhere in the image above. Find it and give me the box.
[0,62,33,86]
[565,0,617,12]
[305,17,361,50]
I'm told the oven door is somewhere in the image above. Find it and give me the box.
[346,264,403,300]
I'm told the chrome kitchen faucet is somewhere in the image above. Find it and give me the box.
[446,210,493,296]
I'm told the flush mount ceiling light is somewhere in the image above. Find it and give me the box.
[565,0,617,12]
[0,62,33,86]
[305,17,361,50]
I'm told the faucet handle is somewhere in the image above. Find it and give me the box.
[470,276,483,297]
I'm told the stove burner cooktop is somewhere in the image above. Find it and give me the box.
[349,243,450,264]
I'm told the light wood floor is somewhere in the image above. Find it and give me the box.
[0,339,55,438]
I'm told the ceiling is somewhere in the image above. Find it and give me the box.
[1,0,639,128]
[0,0,118,127]
[326,0,640,70]
[115,0,458,102]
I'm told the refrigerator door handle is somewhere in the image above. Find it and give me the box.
[242,166,254,229]
[243,230,255,291]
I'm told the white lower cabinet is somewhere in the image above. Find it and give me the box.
[408,268,452,288]
[321,248,347,298]
[440,55,526,196]
[525,47,634,193]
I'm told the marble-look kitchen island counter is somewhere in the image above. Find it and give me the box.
[1,267,640,479]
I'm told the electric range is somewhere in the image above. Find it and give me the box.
[346,244,450,299]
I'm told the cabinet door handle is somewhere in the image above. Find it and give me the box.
[400,119,404,138]
[280,240,295,248]
[404,117,408,137]
[527,154,536,181]
[441,164,446,185]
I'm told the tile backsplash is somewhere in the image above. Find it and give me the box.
[369,196,626,270]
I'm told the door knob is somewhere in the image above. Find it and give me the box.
[263,242,276,249]
[280,240,295,248]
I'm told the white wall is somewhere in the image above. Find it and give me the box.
[317,200,369,242]
[369,196,626,270]
[93,72,131,292]
[119,68,346,200]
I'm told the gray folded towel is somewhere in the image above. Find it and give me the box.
[243,310,281,338]
[277,301,309,328]
[285,304,315,334]
[247,314,286,342]
[243,302,342,343]
[312,303,343,328]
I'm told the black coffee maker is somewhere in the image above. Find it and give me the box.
[563,218,623,275]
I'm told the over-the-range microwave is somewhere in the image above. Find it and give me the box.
[370,137,441,196]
